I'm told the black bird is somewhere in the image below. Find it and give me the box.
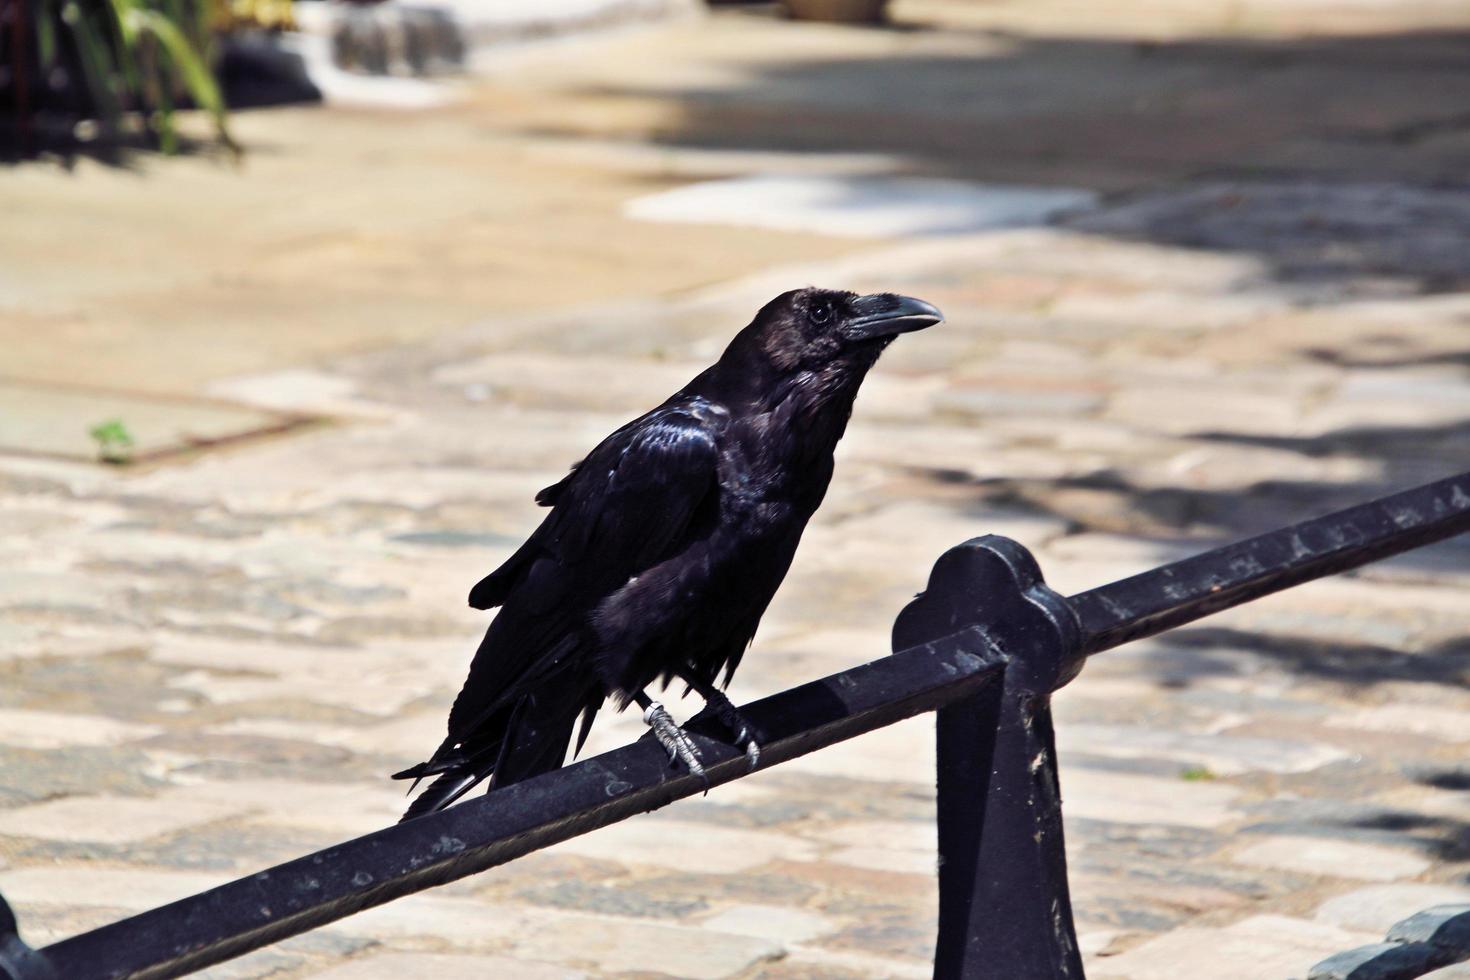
[394,288,943,820]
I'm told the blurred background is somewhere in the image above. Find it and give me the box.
[3,1,1470,978]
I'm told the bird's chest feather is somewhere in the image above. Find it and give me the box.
[717,420,837,539]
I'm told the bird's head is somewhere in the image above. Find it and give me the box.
[742,287,944,377]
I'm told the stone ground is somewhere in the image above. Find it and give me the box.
[4,1,1470,978]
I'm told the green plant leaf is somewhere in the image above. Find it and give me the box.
[42,0,236,155]
[107,0,145,95]
[124,6,236,151]
[64,0,125,132]
[88,419,137,463]
[36,0,59,68]
[90,0,135,83]
[151,56,179,154]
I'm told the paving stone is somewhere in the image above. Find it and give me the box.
[780,716,934,787]
[0,745,166,805]
[432,352,709,414]
[827,845,936,877]
[767,947,930,978]
[1061,768,1242,829]
[388,530,520,549]
[819,901,940,961]
[1091,915,1381,980]
[1079,928,1124,957]
[1328,706,1470,743]
[275,931,379,962]
[179,779,409,838]
[549,818,818,874]
[206,370,394,420]
[822,501,1068,573]
[1057,722,1348,776]
[0,381,299,463]
[141,736,370,787]
[821,820,936,876]
[1104,384,1308,438]
[201,718,365,744]
[625,174,1098,238]
[1233,837,1431,882]
[508,912,785,979]
[169,667,432,716]
[658,788,819,831]
[0,867,232,913]
[321,894,534,947]
[0,792,244,845]
[194,946,303,980]
[1373,789,1470,825]
[118,821,346,872]
[934,383,1107,419]
[512,879,709,919]
[699,904,840,945]
[1073,181,1470,287]
[1310,374,1470,429]
[1050,288,1292,332]
[15,626,157,663]
[822,821,930,851]
[305,952,585,979]
[8,904,136,948]
[655,869,819,917]
[213,713,453,765]
[0,709,161,750]
[1317,886,1470,934]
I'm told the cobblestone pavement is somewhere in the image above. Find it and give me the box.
[5,3,1470,979]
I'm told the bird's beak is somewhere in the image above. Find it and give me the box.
[844,293,944,340]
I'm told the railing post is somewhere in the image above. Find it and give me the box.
[894,535,1087,980]
[0,891,54,980]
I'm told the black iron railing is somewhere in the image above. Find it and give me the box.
[2,471,1468,980]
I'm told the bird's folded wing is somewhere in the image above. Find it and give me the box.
[448,404,723,738]
[470,404,721,606]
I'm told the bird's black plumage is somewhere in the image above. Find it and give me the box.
[396,288,942,819]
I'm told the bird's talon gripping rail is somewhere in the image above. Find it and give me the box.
[640,699,707,778]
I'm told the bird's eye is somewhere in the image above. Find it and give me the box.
[808,304,833,326]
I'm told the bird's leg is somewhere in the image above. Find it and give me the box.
[682,675,762,770]
[632,690,707,783]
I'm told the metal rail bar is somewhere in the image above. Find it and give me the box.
[25,631,1006,980]
[1070,472,1470,656]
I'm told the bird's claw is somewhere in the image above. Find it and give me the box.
[706,691,762,771]
[642,701,707,784]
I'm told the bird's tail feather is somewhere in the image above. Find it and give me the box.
[399,770,482,822]
[391,748,468,784]
[396,693,578,822]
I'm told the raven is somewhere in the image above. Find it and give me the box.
[395,288,942,820]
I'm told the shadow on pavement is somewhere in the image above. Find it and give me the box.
[1161,627,1470,689]
[530,20,1470,291]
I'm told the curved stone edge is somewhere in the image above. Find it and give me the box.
[1309,905,1470,980]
